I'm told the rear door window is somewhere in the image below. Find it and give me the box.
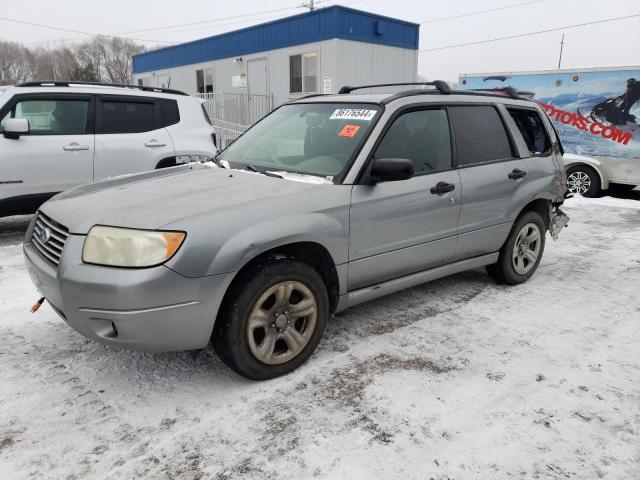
[450,105,513,166]
[98,98,156,134]
[374,108,452,175]
[507,107,551,155]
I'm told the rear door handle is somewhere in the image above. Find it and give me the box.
[430,181,456,195]
[145,140,167,148]
[508,169,527,180]
[63,142,89,151]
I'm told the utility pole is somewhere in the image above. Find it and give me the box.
[300,0,316,11]
[557,33,565,69]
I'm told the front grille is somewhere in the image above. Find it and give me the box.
[31,211,69,267]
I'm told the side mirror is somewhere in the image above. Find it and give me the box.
[3,118,30,139]
[211,133,218,148]
[369,157,414,182]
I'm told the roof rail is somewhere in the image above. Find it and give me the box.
[16,81,188,96]
[468,87,536,100]
[381,86,537,104]
[338,81,451,95]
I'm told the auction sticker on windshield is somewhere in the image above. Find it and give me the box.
[338,124,361,138]
[330,109,377,121]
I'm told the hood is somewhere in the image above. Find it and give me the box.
[41,164,322,234]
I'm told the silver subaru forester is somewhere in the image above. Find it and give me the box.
[24,82,568,380]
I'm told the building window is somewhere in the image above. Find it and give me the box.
[289,51,318,94]
[289,55,302,93]
[205,68,214,93]
[137,79,144,86]
[196,70,205,94]
[196,69,213,93]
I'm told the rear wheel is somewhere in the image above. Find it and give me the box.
[566,165,600,197]
[213,258,328,380]
[486,211,546,285]
[609,183,637,193]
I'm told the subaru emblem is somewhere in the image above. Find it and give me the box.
[35,225,51,244]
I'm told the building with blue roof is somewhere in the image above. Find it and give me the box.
[132,5,419,107]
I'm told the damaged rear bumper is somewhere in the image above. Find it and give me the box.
[549,205,569,240]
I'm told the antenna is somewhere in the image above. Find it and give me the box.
[557,33,565,69]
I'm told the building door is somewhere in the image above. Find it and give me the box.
[247,58,268,124]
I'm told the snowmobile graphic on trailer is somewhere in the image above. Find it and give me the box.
[581,78,640,130]
[460,67,640,197]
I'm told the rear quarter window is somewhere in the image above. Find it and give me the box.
[160,99,180,127]
[450,105,513,166]
[507,107,551,155]
[201,104,212,125]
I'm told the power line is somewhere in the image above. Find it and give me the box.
[0,16,177,44]
[418,0,545,24]
[420,13,640,52]
[114,0,365,37]
[114,5,304,35]
[117,12,309,39]
[0,0,368,45]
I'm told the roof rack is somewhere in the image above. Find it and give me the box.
[338,81,451,95]
[16,81,188,96]
[381,86,536,104]
[469,87,535,100]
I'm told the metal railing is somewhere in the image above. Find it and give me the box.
[196,92,274,148]
[211,119,250,149]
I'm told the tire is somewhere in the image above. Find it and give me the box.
[609,183,637,193]
[566,165,601,197]
[212,257,329,380]
[486,211,546,285]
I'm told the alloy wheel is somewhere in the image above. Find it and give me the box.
[512,223,542,275]
[567,171,591,194]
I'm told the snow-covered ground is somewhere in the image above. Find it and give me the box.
[1,197,639,479]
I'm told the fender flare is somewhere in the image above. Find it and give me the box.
[204,213,348,278]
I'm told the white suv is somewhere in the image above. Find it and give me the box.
[0,81,217,217]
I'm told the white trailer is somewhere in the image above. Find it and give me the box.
[460,67,640,196]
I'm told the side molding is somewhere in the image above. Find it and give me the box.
[336,253,498,312]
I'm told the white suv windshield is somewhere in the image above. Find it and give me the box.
[219,103,381,178]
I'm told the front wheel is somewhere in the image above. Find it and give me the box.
[213,258,328,380]
[486,211,546,285]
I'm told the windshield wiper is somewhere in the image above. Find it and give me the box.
[210,156,226,169]
[244,164,283,179]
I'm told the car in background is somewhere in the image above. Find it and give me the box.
[460,68,640,198]
[0,81,217,217]
[564,153,638,197]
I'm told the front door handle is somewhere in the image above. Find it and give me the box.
[430,181,456,195]
[63,142,89,151]
[508,168,527,180]
[145,140,167,148]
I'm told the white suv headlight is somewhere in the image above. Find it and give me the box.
[82,226,186,268]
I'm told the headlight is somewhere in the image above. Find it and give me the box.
[82,226,186,268]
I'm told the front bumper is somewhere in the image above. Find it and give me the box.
[24,234,234,352]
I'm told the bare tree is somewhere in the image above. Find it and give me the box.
[0,36,144,85]
[97,36,144,84]
[0,41,34,84]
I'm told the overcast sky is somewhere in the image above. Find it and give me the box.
[1,0,639,81]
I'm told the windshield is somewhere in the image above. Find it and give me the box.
[218,103,382,179]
